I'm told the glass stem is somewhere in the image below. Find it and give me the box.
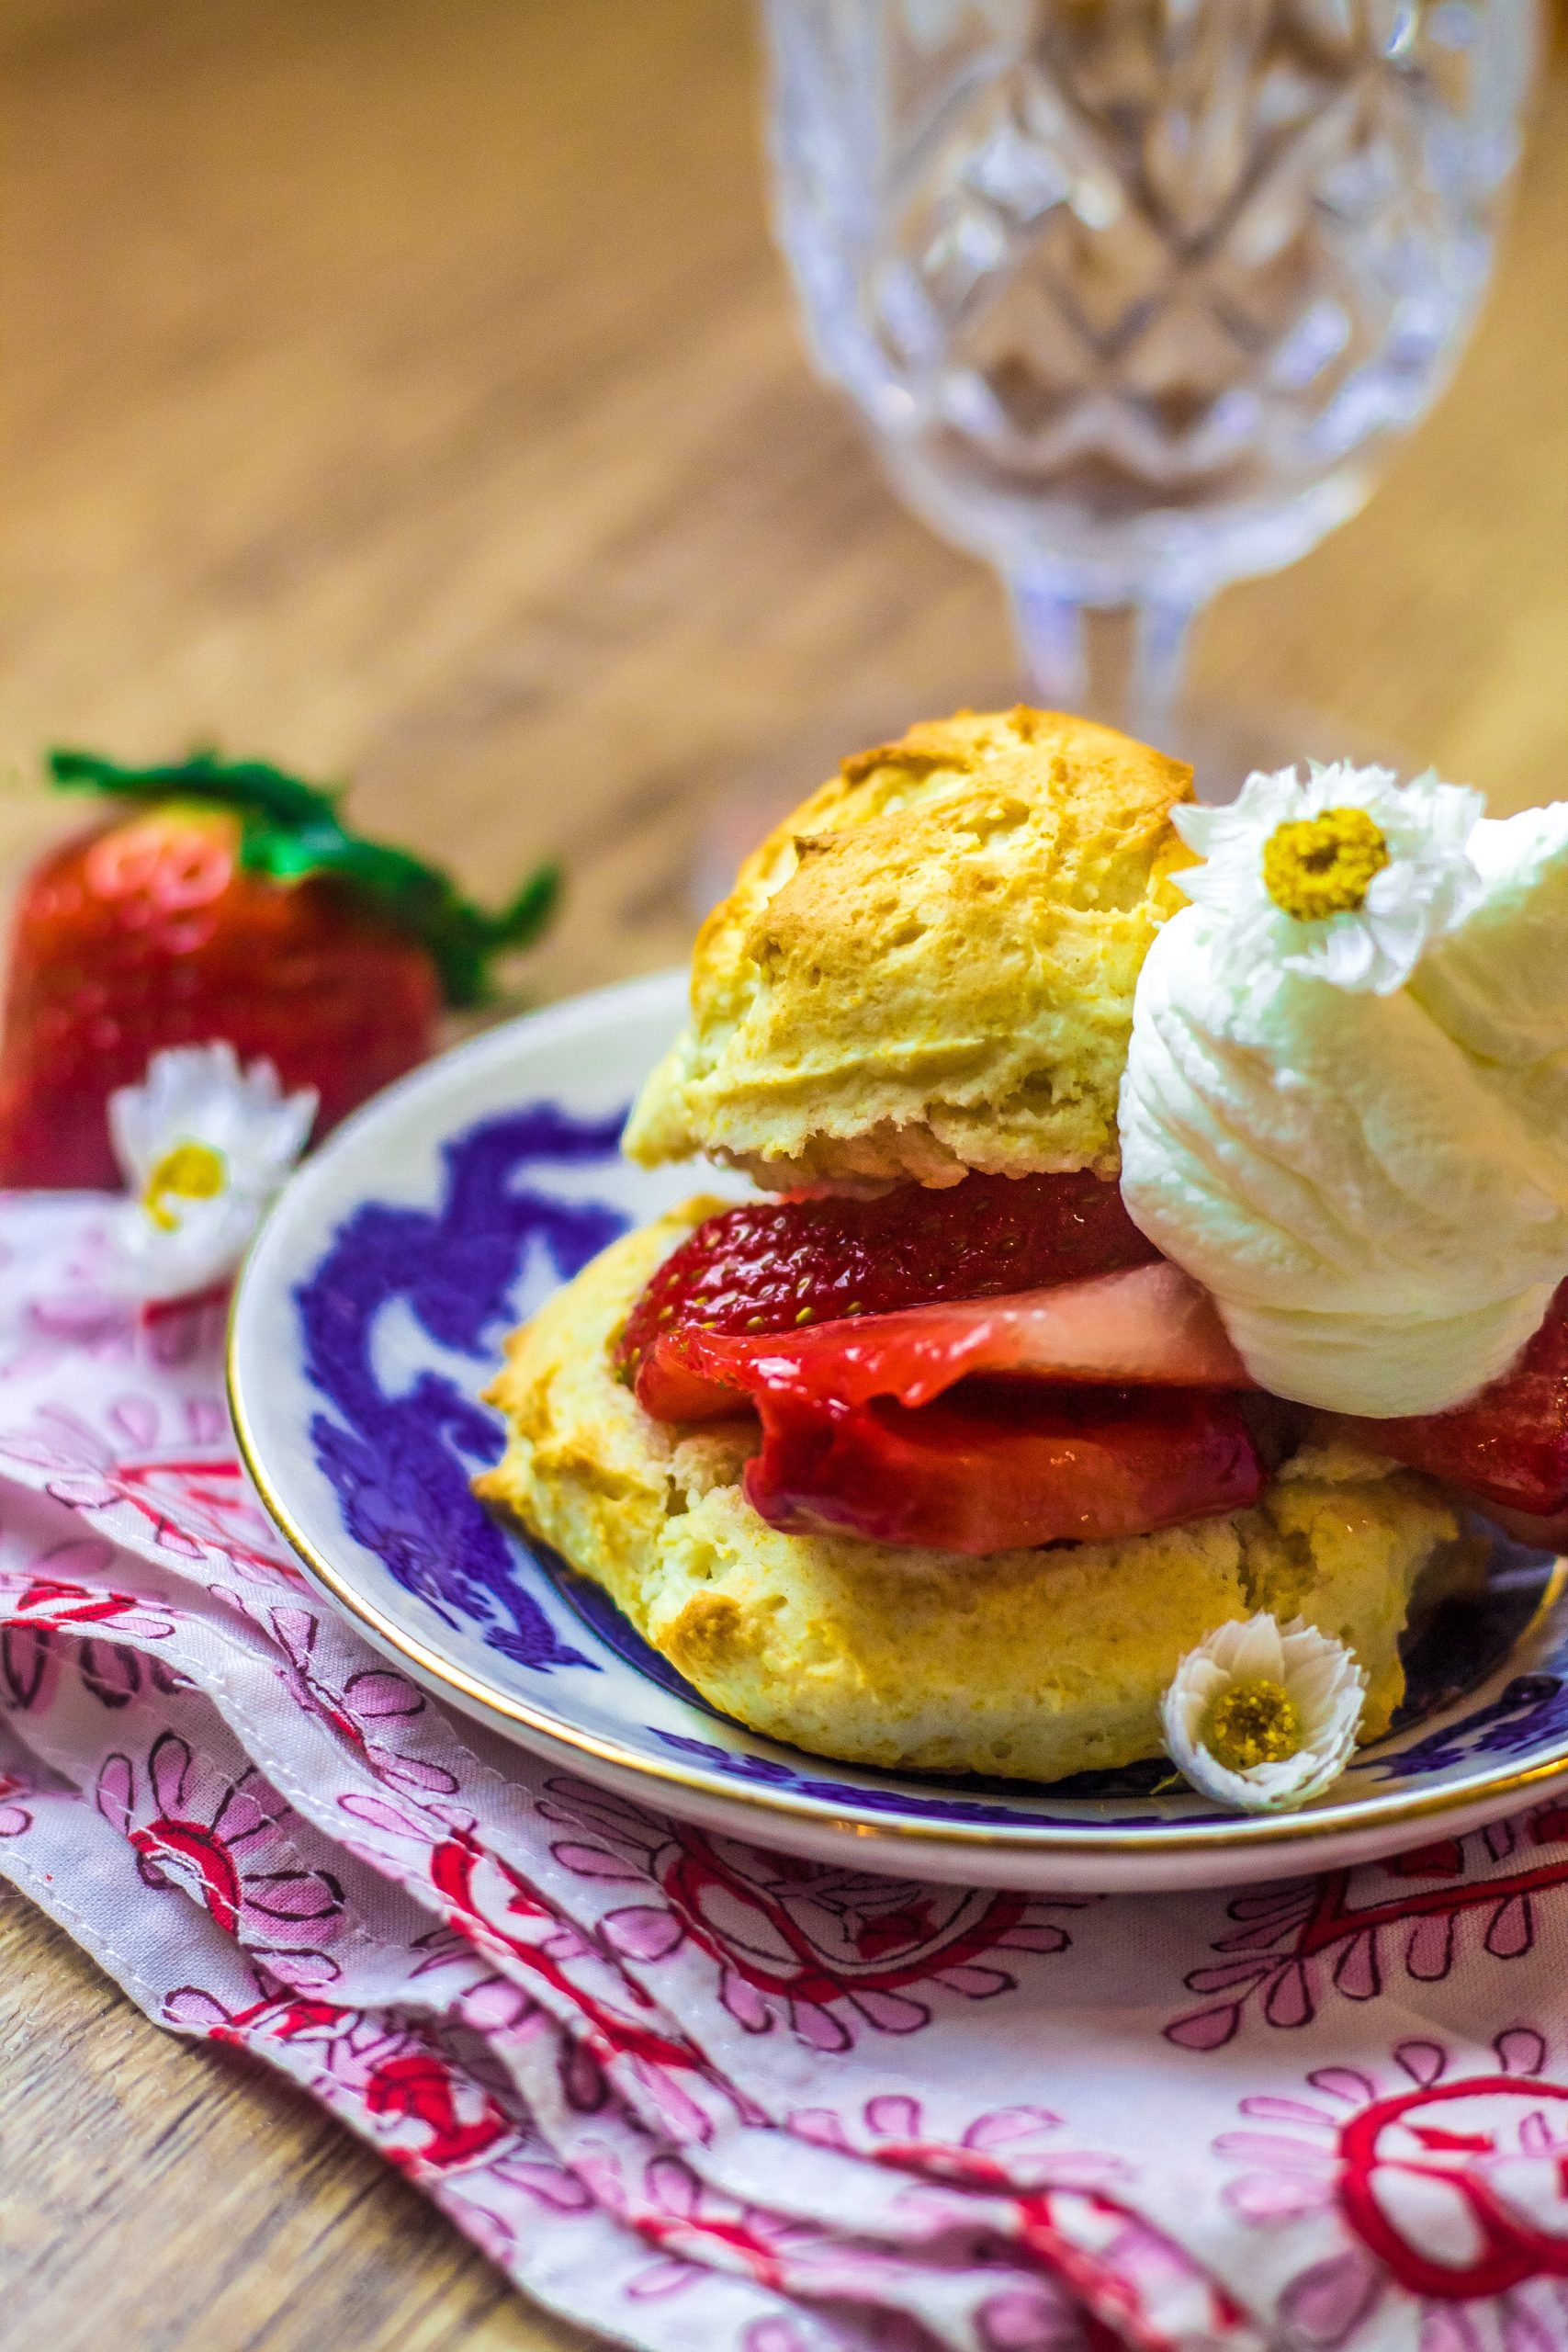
[1007,577,1196,746]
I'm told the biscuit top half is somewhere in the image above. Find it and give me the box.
[624,707,1196,1189]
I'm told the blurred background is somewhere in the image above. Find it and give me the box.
[0,5,1566,2341]
[3,0,1565,1012]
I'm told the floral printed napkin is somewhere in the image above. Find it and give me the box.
[4,1194,1568,2352]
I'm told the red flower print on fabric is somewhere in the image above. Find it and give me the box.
[360,2047,513,2175]
[268,1605,459,1796]
[6,1551,175,1641]
[427,1817,717,2084]
[0,1548,186,1713]
[1168,1806,1568,2050]
[0,1400,298,1585]
[163,1981,569,2192]
[96,1732,345,1979]
[1217,2032,1568,2347]
[540,1779,1082,2052]
[786,2092,1119,2196]
[0,1770,32,1838]
[334,1792,734,2150]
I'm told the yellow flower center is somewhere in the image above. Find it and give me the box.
[1261,806,1390,922]
[1201,1678,1302,1771]
[142,1139,227,1232]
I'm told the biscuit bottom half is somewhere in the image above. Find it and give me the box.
[476,1204,1469,1784]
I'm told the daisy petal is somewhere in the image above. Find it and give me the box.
[1169,761,1484,998]
[104,1044,318,1303]
[1160,1613,1364,1815]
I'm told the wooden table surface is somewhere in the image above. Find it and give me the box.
[1,3,1565,2345]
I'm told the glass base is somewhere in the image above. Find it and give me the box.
[1166,700,1416,808]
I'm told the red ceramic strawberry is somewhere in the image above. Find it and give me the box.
[0,749,559,1190]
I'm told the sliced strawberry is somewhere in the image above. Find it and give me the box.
[623,1179,1264,1552]
[637,1346,751,1424]
[636,1261,1249,1422]
[1338,1281,1568,1517]
[743,1380,1266,1554]
[615,1169,1156,1386]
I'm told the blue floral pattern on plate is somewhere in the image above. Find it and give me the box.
[297,1101,627,1670]
[293,1096,1563,1809]
[229,973,1568,1889]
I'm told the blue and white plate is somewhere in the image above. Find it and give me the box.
[229,971,1568,1892]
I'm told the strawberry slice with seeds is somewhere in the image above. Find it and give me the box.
[618,1165,1264,1551]
[641,1261,1250,1421]
[616,1169,1156,1390]
[637,1262,1261,1553]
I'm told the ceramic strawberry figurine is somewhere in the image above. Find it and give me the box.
[0,748,560,1189]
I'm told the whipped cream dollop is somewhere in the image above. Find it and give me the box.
[1119,766,1568,1418]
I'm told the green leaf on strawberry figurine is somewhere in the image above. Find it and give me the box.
[0,748,562,1191]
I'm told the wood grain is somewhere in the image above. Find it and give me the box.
[0,3,1564,2345]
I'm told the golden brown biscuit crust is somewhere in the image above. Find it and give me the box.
[624,707,1196,1188]
[476,1205,1463,1782]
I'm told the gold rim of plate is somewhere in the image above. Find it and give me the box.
[228,1287,1568,1857]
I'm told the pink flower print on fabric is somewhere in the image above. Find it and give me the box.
[334,1792,732,2154]
[149,1973,787,2345]
[0,1212,131,1379]
[778,2092,1245,2352]
[787,2094,1121,2197]
[0,1538,187,1716]
[1219,2033,1568,2347]
[0,1400,161,1511]
[0,1394,299,1586]
[96,1731,345,1981]
[2,1537,176,1643]
[164,1980,555,2187]
[1168,1809,1568,2051]
[268,1605,460,1797]
[1,1620,59,1713]
[581,2148,805,2301]
[976,2281,1089,2351]
[541,1779,1082,2052]
[571,2146,934,2319]
[741,2324,819,2352]
[427,1816,724,2118]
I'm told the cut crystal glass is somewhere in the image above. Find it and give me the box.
[761,0,1537,737]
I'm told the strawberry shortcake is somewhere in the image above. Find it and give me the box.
[472,708,1568,1786]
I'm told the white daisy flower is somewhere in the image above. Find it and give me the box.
[106,1043,317,1301]
[1159,1612,1366,1814]
[1172,762,1486,995]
